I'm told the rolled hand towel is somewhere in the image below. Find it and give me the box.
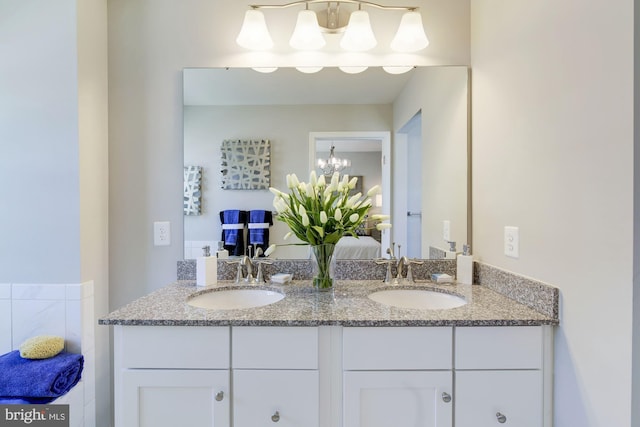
[0,350,84,403]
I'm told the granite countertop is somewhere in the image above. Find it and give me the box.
[99,280,558,327]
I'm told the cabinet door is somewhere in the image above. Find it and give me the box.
[344,371,453,427]
[456,370,542,427]
[120,369,229,427]
[233,370,319,427]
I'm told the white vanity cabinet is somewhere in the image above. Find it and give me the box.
[454,326,551,427]
[114,326,230,427]
[342,327,454,427]
[231,327,320,427]
[113,324,552,427]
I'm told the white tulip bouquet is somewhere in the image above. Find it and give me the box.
[269,171,391,289]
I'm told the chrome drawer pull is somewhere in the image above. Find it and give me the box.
[215,391,224,402]
[271,411,280,422]
[496,412,507,423]
[441,392,452,403]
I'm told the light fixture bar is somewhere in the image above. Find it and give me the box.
[249,0,418,12]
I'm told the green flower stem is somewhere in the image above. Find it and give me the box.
[312,243,335,290]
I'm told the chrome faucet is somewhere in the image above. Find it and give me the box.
[241,255,254,283]
[396,256,409,282]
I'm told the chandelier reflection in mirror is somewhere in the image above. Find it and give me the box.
[236,0,429,55]
[318,145,352,176]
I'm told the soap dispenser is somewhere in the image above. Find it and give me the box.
[456,244,473,285]
[216,241,229,259]
[197,246,217,287]
[444,241,458,259]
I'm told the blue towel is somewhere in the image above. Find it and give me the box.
[222,210,241,246]
[249,210,267,245]
[0,350,84,404]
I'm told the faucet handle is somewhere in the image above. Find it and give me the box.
[254,260,273,283]
[375,258,395,284]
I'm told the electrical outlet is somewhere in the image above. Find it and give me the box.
[504,226,519,258]
[443,220,451,241]
[154,221,171,246]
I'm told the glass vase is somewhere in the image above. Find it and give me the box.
[311,243,337,291]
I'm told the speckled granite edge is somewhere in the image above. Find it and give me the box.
[178,259,457,281]
[99,280,557,327]
[475,262,559,320]
[429,246,446,259]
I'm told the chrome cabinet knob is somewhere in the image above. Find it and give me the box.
[496,412,507,423]
[441,392,452,403]
[215,391,224,402]
[271,411,280,422]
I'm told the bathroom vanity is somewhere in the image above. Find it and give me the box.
[100,279,557,427]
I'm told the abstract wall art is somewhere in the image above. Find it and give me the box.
[184,165,202,215]
[220,139,271,190]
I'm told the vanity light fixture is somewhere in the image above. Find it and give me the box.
[237,0,429,53]
[318,145,351,176]
[252,67,279,73]
[339,65,369,74]
[382,65,414,74]
[296,66,324,73]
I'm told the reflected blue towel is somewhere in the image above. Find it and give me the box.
[222,210,241,246]
[0,351,84,404]
[249,210,267,245]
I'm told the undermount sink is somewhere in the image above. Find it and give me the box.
[187,288,284,310]
[368,289,467,310]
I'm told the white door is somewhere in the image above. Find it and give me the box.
[121,369,229,427]
[344,370,452,427]
[455,370,543,427]
[233,369,319,427]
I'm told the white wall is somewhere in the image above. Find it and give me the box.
[1,0,110,425]
[393,67,469,255]
[184,104,390,259]
[108,0,471,308]
[0,0,81,280]
[471,1,634,426]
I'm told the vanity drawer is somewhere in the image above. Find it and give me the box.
[232,326,318,369]
[455,326,543,369]
[343,327,453,370]
[117,326,230,369]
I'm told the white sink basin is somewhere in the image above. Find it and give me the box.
[368,289,466,310]
[187,289,284,310]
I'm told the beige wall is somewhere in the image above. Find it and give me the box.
[393,67,469,255]
[78,0,110,424]
[471,1,634,426]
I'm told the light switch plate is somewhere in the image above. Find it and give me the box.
[154,221,171,246]
[443,220,451,241]
[504,226,519,258]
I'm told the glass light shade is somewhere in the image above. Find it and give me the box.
[339,66,368,74]
[252,67,278,73]
[340,11,377,52]
[289,10,326,50]
[390,12,429,53]
[296,66,324,74]
[236,10,274,50]
[382,66,414,74]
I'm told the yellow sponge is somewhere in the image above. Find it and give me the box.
[19,335,65,359]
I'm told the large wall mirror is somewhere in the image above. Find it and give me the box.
[183,67,469,260]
